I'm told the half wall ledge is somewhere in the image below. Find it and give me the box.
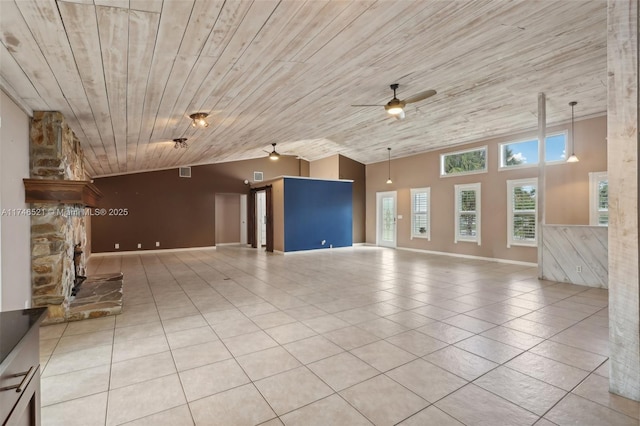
[23,179,103,207]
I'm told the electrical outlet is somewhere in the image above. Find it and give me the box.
[137,243,142,249]
[156,241,160,247]
[576,265,582,272]
[398,215,403,219]
[115,243,119,249]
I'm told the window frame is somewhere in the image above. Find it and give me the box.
[410,187,431,240]
[454,183,481,245]
[498,131,568,170]
[506,177,538,248]
[440,146,488,177]
[589,171,608,226]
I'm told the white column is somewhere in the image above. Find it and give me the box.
[607,0,639,401]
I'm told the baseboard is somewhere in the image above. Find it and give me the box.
[396,246,537,267]
[92,246,217,257]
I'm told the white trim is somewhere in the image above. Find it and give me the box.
[92,246,217,256]
[589,171,608,226]
[215,242,242,246]
[440,145,488,177]
[454,182,481,245]
[396,246,537,267]
[507,177,538,248]
[410,187,431,240]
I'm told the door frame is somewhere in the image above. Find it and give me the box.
[376,191,397,248]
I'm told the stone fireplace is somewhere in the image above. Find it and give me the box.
[27,111,122,324]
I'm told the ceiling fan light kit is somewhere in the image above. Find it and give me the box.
[173,138,188,149]
[269,143,280,160]
[353,83,436,121]
[189,112,209,128]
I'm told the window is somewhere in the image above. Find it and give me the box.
[454,183,481,245]
[507,178,538,247]
[499,132,567,169]
[589,172,608,226]
[410,188,430,239]
[441,146,487,177]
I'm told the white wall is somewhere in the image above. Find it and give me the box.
[0,90,31,311]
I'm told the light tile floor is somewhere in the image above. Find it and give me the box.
[38,246,639,425]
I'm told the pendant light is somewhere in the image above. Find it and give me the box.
[566,101,579,163]
[386,147,392,184]
[173,138,188,149]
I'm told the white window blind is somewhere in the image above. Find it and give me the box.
[507,178,538,247]
[589,172,608,226]
[411,188,430,239]
[454,183,481,245]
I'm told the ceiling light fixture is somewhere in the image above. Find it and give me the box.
[566,101,579,163]
[386,147,393,184]
[173,138,188,149]
[189,112,209,128]
[384,84,405,116]
[269,143,280,160]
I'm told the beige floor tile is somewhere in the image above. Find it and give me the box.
[323,326,380,350]
[593,360,609,378]
[502,317,563,339]
[283,335,344,364]
[442,314,497,333]
[411,305,458,320]
[386,358,467,403]
[162,314,208,333]
[40,338,59,357]
[110,351,176,389]
[42,392,108,426]
[166,326,218,349]
[424,345,498,381]
[308,352,379,391]
[265,322,317,344]
[53,330,114,354]
[454,335,523,364]
[158,303,200,320]
[211,317,261,338]
[106,374,187,426]
[236,346,302,380]
[115,310,161,329]
[280,394,373,426]
[385,330,448,356]
[545,394,637,426]
[239,302,280,317]
[302,314,350,333]
[356,317,409,339]
[384,311,434,328]
[223,330,280,356]
[203,308,246,325]
[398,406,464,425]
[43,344,112,377]
[506,352,590,391]
[112,334,169,363]
[334,308,380,325]
[259,418,284,426]
[189,384,276,426]
[41,364,110,406]
[480,326,544,350]
[340,374,428,426]
[252,311,297,329]
[416,322,473,344]
[435,384,539,425]
[179,358,250,401]
[171,340,232,371]
[572,374,640,419]
[351,340,416,372]
[63,316,115,336]
[40,323,67,340]
[475,366,567,415]
[254,366,334,415]
[528,340,608,371]
[122,405,194,425]
[114,321,164,342]
[362,302,405,316]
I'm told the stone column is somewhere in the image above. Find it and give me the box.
[607,0,639,401]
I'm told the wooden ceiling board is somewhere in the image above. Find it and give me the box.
[0,0,608,176]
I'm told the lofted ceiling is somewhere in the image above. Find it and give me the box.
[0,0,607,177]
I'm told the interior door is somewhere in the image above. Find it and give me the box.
[377,191,397,248]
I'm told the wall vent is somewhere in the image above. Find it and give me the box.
[253,171,264,182]
[179,167,192,178]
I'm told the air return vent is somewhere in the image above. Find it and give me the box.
[253,171,264,182]
[179,167,191,178]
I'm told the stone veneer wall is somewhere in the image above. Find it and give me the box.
[30,111,88,323]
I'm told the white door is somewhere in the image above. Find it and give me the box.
[256,191,267,247]
[240,194,247,245]
[377,191,397,248]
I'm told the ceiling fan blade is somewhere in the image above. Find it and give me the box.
[393,110,406,120]
[403,89,437,104]
[351,104,384,107]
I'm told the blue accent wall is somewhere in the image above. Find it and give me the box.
[284,178,353,252]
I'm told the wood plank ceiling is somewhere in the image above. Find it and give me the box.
[0,0,607,177]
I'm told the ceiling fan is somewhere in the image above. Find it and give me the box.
[352,84,437,120]
[265,143,280,160]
